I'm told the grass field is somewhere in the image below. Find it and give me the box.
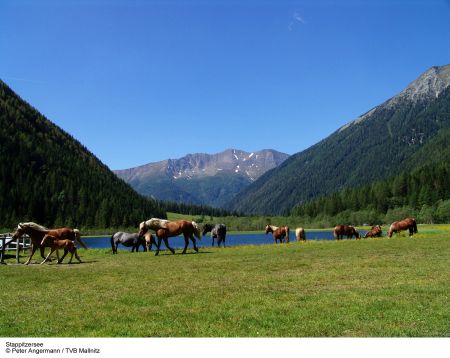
[0,226,449,337]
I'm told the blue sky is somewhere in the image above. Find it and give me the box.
[1,0,449,170]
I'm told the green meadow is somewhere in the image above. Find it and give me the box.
[0,225,449,337]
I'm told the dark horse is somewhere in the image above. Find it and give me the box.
[333,225,360,240]
[12,222,87,265]
[138,218,201,256]
[265,224,290,243]
[364,225,383,238]
[110,231,154,254]
[40,235,82,264]
[388,218,418,237]
[202,223,227,247]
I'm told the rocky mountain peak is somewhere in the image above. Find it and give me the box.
[114,148,289,182]
[339,63,450,132]
[395,64,450,104]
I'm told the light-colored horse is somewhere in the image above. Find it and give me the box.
[295,227,306,241]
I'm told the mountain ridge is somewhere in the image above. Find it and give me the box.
[226,63,450,215]
[114,148,289,207]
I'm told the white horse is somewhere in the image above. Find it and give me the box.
[295,227,306,241]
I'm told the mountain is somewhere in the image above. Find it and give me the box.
[114,149,289,207]
[226,64,450,215]
[0,80,165,229]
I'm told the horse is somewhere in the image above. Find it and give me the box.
[12,222,87,265]
[333,225,360,240]
[364,225,382,238]
[202,223,227,247]
[138,218,201,256]
[295,227,306,241]
[265,224,290,243]
[40,235,82,264]
[387,218,417,237]
[110,232,148,254]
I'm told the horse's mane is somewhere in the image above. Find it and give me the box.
[268,225,279,230]
[144,218,170,230]
[19,222,49,232]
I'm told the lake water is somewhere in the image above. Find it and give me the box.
[82,230,369,251]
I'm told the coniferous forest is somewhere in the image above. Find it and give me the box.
[0,80,166,229]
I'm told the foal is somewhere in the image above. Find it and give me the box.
[40,235,82,264]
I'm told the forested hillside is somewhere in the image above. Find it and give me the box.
[226,65,450,215]
[0,80,166,229]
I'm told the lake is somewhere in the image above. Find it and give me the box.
[82,230,369,251]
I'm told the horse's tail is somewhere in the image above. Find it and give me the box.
[412,218,418,234]
[285,226,290,243]
[192,221,201,240]
[74,229,88,249]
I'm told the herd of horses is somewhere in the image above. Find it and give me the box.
[9,217,418,264]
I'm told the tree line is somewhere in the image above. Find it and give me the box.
[290,162,450,225]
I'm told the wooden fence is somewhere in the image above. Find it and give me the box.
[0,233,31,264]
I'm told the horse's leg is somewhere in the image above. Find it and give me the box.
[68,250,74,264]
[182,234,189,254]
[58,249,69,264]
[163,237,175,254]
[74,248,82,263]
[41,248,56,265]
[190,235,199,252]
[39,246,47,261]
[25,245,38,265]
[155,237,162,256]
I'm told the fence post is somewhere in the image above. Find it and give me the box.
[0,236,5,264]
[16,235,20,264]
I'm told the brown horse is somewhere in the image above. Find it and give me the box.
[388,218,417,237]
[12,222,87,265]
[138,218,201,256]
[364,225,382,238]
[333,225,360,240]
[265,224,290,243]
[295,227,306,241]
[40,235,82,264]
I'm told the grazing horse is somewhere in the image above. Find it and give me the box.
[388,218,418,238]
[202,223,227,247]
[295,227,306,241]
[138,218,201,256]
[333,225,360,240]
[265,224,290,243]
[110,232,148,254]
[12,222,87,265]
[40,235,82,264]
[364,225,383,238]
